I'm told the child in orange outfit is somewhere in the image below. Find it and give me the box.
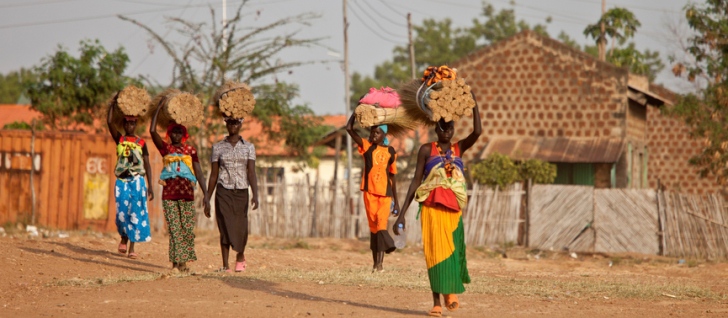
[345,113,399,272]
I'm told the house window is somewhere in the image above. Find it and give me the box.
[553,163,594,186]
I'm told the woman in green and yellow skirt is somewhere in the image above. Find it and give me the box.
[394,99,481,317]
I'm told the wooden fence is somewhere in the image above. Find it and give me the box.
[658,192,728,259]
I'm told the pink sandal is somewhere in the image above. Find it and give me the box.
[118,243,127,254]
[235,259,247,272]
[128,252,138,259]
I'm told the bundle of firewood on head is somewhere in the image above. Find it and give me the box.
[150,89,204,128]
[398,65,476,126]
[104,85,152,132]
[353,86,419,137]
[213,81,255,120]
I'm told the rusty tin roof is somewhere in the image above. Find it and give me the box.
[480,137,625,163]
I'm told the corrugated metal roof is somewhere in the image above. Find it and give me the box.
[479,137,625,163]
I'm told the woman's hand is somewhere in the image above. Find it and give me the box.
[203,195,211,218]
[147,189,154,201]
[393,214,406,235]
[251,196,259,210]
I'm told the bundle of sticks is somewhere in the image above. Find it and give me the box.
[354,103,418,136]
[398,65,477,125]
[213,81,255,119]
[151,89,204,128]
[422,78,476,122]
[103,85,152,132]
[116,85,151,117]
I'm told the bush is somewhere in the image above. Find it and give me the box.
[470,153,520,188]
[470,153,557,188]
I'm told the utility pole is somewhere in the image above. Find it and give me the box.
[599,0,606,61]
[407,13,416,79]
[342,0,354,219]
[222,0,228,52]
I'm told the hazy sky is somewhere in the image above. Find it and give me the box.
[0,0,691,115]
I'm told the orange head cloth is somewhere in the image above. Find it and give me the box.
[166,123,190,143]
[421,65,457,86]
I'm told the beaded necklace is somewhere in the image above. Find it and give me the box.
[436,142,455,178]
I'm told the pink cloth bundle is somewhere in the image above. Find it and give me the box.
[359,87,401,108]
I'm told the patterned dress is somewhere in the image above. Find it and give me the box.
[415,142,471,294]
[114,136,151,243]
[158,142,199,263]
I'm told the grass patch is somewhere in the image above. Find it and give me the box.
[51,273,162,287]
[206,266,725,301]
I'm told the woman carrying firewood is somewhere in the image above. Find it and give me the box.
[204,82,259,273]
[346,102,400,272]
[106,86,155,260]
[149,96,208,273]
[394,65,482,316]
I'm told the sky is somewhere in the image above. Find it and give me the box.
[0,0,693,115]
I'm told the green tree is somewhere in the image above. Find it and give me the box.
[0,68,35,104]
[470,3,549,44]
[584,7,641,60]
[121,3,326,166]
[583,7,663,81]
[24,40,131,131]
[667,0,728,184]
[350,2,549,109]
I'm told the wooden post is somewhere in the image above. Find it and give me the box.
[30,119,37,225]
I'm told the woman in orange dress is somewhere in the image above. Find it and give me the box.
[345,113,399,272]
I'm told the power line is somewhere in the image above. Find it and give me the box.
[0,2,210,30]
[0,0,80,9]
[347,3,404,45]
[375,0,406,17]
[350,0,406,39]
[357,0,407,28]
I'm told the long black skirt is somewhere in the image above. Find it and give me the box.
[215,185,249,253]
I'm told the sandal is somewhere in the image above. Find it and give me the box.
[428,305,442,317]
[235,260,247,272]
[118,243,127,254]
[444,294,459,312]
[128,252,138,259]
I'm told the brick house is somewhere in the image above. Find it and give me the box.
[450,30,722,194]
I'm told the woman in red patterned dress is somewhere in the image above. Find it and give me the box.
[149,103,209,272]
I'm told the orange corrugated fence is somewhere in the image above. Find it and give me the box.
[0,130,165,232]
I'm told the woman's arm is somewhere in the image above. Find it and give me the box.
[345,113,364,149]
[192,161,208,205]
[458,93,482,156]
[107,94,121,143]
[149,102,166,151]
[142,145,154,201]
[204,162,219,218]
[393,144,430,234]
[247,159,259,210]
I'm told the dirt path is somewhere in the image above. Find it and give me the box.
[0,231,727,317]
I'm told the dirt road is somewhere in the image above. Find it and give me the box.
[0,230,726,317]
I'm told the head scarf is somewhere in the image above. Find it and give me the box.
[166,123,190,143]
[378,124,389,146]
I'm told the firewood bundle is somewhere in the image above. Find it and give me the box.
[213,81,255,119]
[398,65,477,126]
[151,89,204,128]
[354,103,418,137]
[422,78,476,122]
[103,85,151,132]
[116,85,151,117]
